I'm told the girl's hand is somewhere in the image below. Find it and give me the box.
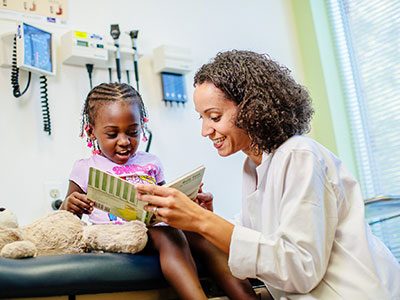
[61,191,94,216]
[136,184,211,232]
[194,192,214,211]
[194,183,214,211]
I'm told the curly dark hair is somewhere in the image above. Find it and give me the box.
[194,50,314,154]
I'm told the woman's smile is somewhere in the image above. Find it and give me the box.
[212,136,226,149]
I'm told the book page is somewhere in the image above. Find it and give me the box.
[165,165,205,200]
[87,165,205,225]
[87,167,152,224]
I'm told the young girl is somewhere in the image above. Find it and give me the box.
[60,83,258,300]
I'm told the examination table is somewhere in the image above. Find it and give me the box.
[0,252,268,299]
[0,253,173,299]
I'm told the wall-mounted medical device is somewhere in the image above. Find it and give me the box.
[110,24,122,83]
[16,22,56,76]
[153,45,192,105]
[160,72,187,103]
[6,21,56,135]
[60,29,135,86]
[127,30,140,92]
[153,45,192,74]
[60,30,108,88]
[60,30,108,66]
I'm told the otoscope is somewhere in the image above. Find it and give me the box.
[127,30,140,92]
[126,29,152,152]
[110,24,122,83]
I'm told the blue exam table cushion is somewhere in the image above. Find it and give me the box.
[0,253,169,298]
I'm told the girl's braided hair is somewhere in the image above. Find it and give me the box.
[194,50,314,154]
[81,83,148,137]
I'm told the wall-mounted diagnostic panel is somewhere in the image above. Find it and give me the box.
[16,22,56,76]
[60,30,108,67]
[153,45,192,105]
[7,21,57,135]
[161,72,187,103]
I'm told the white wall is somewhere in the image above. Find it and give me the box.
[0,0,303,225]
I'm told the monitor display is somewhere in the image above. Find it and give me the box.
[17,22,55,76]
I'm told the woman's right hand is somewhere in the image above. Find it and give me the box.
[136,183,234,253]
[61,191,94,215]
[136,184,211,233]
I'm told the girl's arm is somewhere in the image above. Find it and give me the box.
[60,180,94,217]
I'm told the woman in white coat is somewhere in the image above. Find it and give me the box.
[137,50,400,299]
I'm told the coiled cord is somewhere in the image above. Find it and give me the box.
[11,35,31,98]
[39,75,51,135]
[145,128,152,152]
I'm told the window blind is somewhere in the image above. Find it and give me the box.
[327,0,400,199]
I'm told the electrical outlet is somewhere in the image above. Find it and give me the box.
[44,181,64,210]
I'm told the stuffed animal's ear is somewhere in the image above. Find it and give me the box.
[0,209,19,229]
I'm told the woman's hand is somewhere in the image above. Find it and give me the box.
[61,191,94,216]
[136,183,234,253]
[136,184,211,233]
[194,183,214,211]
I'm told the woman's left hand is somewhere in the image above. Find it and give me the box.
[136,184,211,232]
[194,183,214,211]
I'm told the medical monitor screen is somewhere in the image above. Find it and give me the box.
[20,23,53,74]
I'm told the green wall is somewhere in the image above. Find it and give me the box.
[289,0,357,177]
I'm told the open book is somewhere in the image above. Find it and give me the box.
[87,165,205,225]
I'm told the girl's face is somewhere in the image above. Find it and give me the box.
[90,101,142,165]
[194,82,252,158]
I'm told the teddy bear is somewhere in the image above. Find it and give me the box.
[0,207,148,259]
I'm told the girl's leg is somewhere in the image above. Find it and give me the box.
[147,226,207,300]
[185,231,259,300]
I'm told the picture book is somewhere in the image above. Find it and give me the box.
[86,165,206,225]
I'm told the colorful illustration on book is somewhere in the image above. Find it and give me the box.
[121,174,157,185]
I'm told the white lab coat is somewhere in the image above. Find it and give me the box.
[228,135,400,299]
